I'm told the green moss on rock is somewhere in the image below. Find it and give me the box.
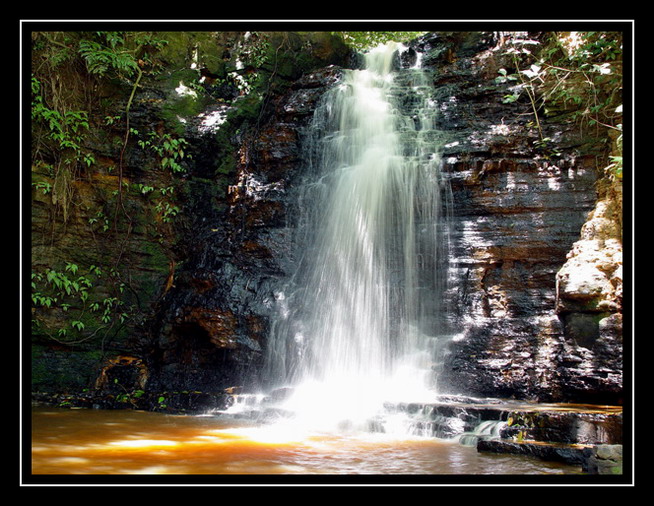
[32,345,105,393]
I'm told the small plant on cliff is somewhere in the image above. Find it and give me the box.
[31,262,131,345]
[132,128,191,225]
[31,76,95,221]
[606,130,623,180]
[136,131,190,174]
[79,38,139,78]
[31,77,91,157]
[112,379,145,407]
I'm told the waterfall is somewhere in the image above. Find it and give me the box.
[264,42,447,433]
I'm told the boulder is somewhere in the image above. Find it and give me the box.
[582,444,624,475]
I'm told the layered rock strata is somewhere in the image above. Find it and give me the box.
[408,32,624,404]
[145,65,349,393]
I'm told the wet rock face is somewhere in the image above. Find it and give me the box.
[147,32,622,403]
[145,65,346,393]
[407,32,623,403]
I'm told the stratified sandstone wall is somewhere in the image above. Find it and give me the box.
[410,32,623,403]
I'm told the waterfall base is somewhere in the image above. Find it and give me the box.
[214,390,622,449]
[209,390,623,473]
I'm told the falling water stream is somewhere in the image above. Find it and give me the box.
[261,42,446,436]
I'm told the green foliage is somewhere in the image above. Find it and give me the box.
[31,76,94,166]
[136,131,190,174]
[29,31,184,353]
[79,39,139,77]
[496,32,623,166]
[31,262,130,344]
[78,31,169,78]
[32,60,95,222]
[88,210,110,232]
[232,31,271,93]
[32,180,52,194]
[131,128,190,225]
[336,31,425,51]
[154,201,180,223]
[113,379,145,406]
[31,30,171,175]
[541,32,622,129]
[606,128,623,180]
[517,33,620,127]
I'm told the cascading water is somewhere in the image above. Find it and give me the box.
[260,42,448,436]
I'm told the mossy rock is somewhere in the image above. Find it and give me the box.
[32,345,106,393]
[264,32,350,82]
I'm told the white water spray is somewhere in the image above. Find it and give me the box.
[263,42,446,435]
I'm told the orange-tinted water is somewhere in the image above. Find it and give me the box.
[28,407,584,481]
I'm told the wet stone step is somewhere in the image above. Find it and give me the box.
[501,408,623,445]
[477,439,590,465]
[384,396,623,445]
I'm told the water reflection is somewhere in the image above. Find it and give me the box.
[30,407,583,477]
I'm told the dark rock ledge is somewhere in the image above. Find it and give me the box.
[31,389,233,414]
[477,441,624,475]
[477,439,590,465]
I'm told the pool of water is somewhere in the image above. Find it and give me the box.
[27,406,586,483]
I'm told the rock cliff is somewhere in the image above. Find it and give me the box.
[141,36,352,394]
[410,32,623,403]
[30,30,623,406]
